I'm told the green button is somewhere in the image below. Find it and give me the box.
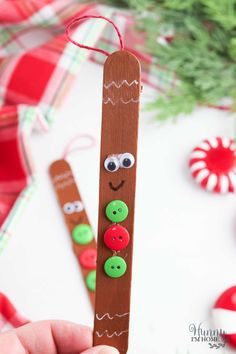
[86,270,96,292]
[104,256,127,278]
[72,224,93,245]
[105,200,128,223]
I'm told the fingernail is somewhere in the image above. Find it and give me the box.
[98,346,119,354]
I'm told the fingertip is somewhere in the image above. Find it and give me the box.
[50,320,93,351]
[15,320,93,353]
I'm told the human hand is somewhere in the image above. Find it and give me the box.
[0,320,119,354]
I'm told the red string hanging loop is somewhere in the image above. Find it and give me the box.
[65,15,124,56]
[63,134,96,159]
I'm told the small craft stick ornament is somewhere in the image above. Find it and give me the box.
[93,50,140,353]
[49,159,97,307]
[66,16,141,353]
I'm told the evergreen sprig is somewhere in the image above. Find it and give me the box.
[104,0,236,120]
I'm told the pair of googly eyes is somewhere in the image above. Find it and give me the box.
[63,201,84,214]
[104,153,135,172]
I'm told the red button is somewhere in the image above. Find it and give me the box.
[104,225,130,251]
[79,249,97,269]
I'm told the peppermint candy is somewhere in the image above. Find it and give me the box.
[213,286,236,349]
[189,137,236,193]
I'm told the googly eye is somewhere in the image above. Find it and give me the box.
[74,200,84,212]
[119,153,135,169]
[104,156,120,172]
[63,202,75,214]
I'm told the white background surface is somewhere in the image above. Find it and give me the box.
[1,60,236,354]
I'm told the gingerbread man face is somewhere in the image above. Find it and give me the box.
[49,160,88,229]
[104,153,135,191]
[63,200,84,225]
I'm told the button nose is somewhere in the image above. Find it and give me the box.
[104,224,130,251]
[105,200,128,223]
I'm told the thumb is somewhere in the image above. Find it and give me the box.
[81,345,119,354]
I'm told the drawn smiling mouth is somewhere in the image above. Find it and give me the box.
[70,216,83,225]
[109,180,125,191]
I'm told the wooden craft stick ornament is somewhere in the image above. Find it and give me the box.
[66,16,141,353]
[49,135,97,308]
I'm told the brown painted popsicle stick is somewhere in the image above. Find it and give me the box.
[93,51,141,353]
[49,159,96,308]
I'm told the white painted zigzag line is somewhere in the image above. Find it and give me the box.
[96,312,129,320]
[95,329,129,338]
[104,80,139,89]
[103,97,139,105]
[55,178,74,190]
[53,171,72,182]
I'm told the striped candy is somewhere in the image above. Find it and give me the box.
[213,286,236,349]
[189,137,236,193]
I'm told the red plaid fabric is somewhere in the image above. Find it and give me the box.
[4,35,68,106]
[0,106,27,223]
[0,293,28,331]
[0,1,54,24]
[0,1,100,124]
[0,105,36,228]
